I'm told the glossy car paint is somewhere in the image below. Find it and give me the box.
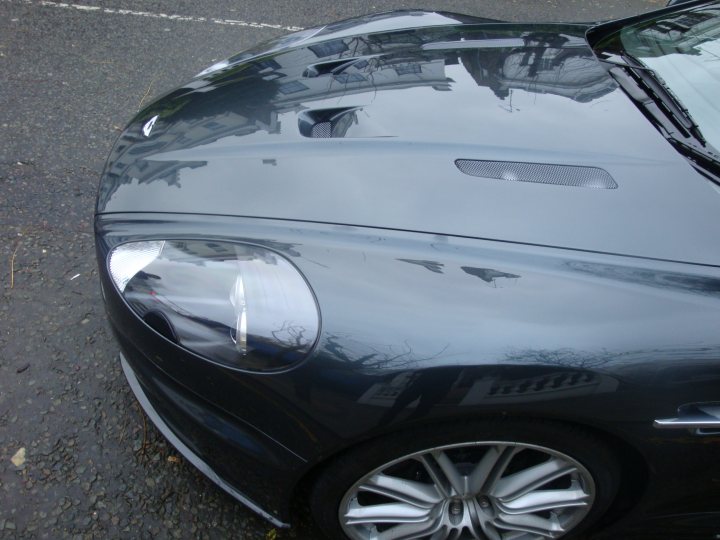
[97,17,720,267]
[96,6,720,539]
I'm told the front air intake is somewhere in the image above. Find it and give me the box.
[455,160,618,189]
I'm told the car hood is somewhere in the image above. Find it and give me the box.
[98,14,720,267]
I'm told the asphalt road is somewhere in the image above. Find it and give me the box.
[0,0,666,538]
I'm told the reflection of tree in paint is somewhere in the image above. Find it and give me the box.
[462,266,520,287]
[321,333,451,373]
[398,258,445,274]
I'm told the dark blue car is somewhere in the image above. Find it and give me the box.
[96,1,720,538]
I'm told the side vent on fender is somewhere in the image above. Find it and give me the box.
[455,160,618,189]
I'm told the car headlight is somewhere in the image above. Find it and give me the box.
[107,240,320,372]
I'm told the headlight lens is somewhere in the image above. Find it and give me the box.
[108,240,320,371]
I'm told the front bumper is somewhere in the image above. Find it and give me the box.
[119,353,290,527]
[116,334,307,526]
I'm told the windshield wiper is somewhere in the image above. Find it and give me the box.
[606,60,720,179]
[627,57,706,145]
[604,54,707,144]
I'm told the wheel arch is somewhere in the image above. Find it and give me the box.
[290,413,648,532]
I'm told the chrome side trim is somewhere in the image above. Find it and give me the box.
[119,353,290,528]
[654,405,720,430]
[653,418,720,429]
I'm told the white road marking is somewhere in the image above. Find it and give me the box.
[4,0,304,32]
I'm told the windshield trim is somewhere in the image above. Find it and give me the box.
[589,0,720,170]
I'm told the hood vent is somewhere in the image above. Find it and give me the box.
[299,107,359,139]
[310,121,333,138]
[455,160,617,189]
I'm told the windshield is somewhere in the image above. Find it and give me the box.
[613,3,720,151]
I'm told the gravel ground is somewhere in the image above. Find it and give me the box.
[0,0,666,538]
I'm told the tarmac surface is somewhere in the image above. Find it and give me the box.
[0,0,666,538]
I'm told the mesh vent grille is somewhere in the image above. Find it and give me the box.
[310,121,332,139]
[455,160,617,189]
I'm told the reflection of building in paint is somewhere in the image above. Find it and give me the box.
[460,35,615,102]
[100,25,618,207]
[98,107,275,208]
[357,371,419,406]
[237,43,453,103]
[99,98,283,208]
[100,34,457,206]
[357,368,617,407]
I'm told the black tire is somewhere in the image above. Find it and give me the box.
[310,419,621,540]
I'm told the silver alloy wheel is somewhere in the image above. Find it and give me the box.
[339,441,596,540]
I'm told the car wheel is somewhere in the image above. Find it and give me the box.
[310,420,620,540]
